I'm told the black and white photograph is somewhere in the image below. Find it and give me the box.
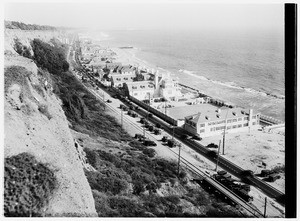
[2,0,296,218]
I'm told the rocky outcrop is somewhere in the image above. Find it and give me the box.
[4,30,97,217]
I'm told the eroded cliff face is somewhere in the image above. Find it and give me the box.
[4,29,97,217]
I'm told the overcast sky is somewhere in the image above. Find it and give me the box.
[4,1,284,31]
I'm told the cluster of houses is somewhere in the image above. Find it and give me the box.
[77,38,260,138]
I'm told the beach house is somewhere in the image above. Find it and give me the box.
[124,81,155,100]
[183,107,260,137]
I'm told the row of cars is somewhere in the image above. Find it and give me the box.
[212,170,253,202]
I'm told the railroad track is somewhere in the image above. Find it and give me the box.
[68,46,268,217]
[72,74,264,218]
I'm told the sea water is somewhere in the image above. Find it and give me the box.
[92,29,285,121]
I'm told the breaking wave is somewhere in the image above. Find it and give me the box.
[178,69,285,100]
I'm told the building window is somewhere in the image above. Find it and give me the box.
[124,77,128,80]
[232,119,237,122]
[134,93,138,96]
[232,125,237,129]
[116,78,121,81]
[200,129,205,133]
[238,124,242,128]
[243,123,248,127]
[252,122,256,125]
[200,123,205,127]
[227,119,232,123]
[252,116,256,119]
[227,126,231,130]
[210,127,215,131]
[132,86,137,89]
[238,118,242,121]
[244,117,249,120]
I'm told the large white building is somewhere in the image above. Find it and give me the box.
[184,107,260,137]
[124,81,155,100]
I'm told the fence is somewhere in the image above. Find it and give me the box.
[129,95,178,126]
[260,114,284,125]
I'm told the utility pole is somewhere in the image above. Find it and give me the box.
[177,145,181,176]
[103,93,106,111]
[215,139,221,171]
[222,108,230,155]
[172,125,175,142]
[165,101,167,115]
[264,197,267,218]
[121,109,123,128]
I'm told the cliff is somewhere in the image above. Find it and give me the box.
[4,29,97,216]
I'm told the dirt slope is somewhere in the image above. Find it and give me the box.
[4,30,97,216]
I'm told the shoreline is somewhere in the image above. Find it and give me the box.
[110,46,285,122]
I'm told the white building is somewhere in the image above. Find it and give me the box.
[124,81,155,100]
[184,107,260,137]
[153,71,182,100]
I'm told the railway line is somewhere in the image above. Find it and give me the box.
[68,44,283,217]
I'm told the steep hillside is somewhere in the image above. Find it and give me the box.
[4,30,97,217]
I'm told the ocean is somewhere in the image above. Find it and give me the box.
[91,29,285,121]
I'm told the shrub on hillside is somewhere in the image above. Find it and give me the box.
[4,153,56,217]
[107,196,146,217]
[31,39,69,74]
[14,39,32,58]
[142,148,156,158]
[85,171,128,195]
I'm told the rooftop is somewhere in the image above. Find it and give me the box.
[185,107,254,123]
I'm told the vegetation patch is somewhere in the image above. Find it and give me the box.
[13,38,32,58]
[4,153,56,217]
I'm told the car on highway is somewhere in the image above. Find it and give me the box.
[143,139,157,147]
[140,117,145,124]
[131,113,138,118]
[148,125,154,132]
[155,123,162,129]
[154,128,161,135]
[161,136,169,143]
[106,99,112,103]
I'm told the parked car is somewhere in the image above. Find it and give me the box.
[120,104,124,109]
[140,118,145,124]
[161,136,169,143]
[267,174,281,182]
[207,143,218,148]
[144,122,150,128]
[128,110,132,115]
[260,169,273,177]
[134,133,144,139]
[156,123,162,129]
[131,113,138,118]
[122,106,128,111]
[129,105,134,110]
[167,139,176,148]
[106,99,112,103]
[148,113,153,118]
[143,139,157,147]
[148,125,154,132]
